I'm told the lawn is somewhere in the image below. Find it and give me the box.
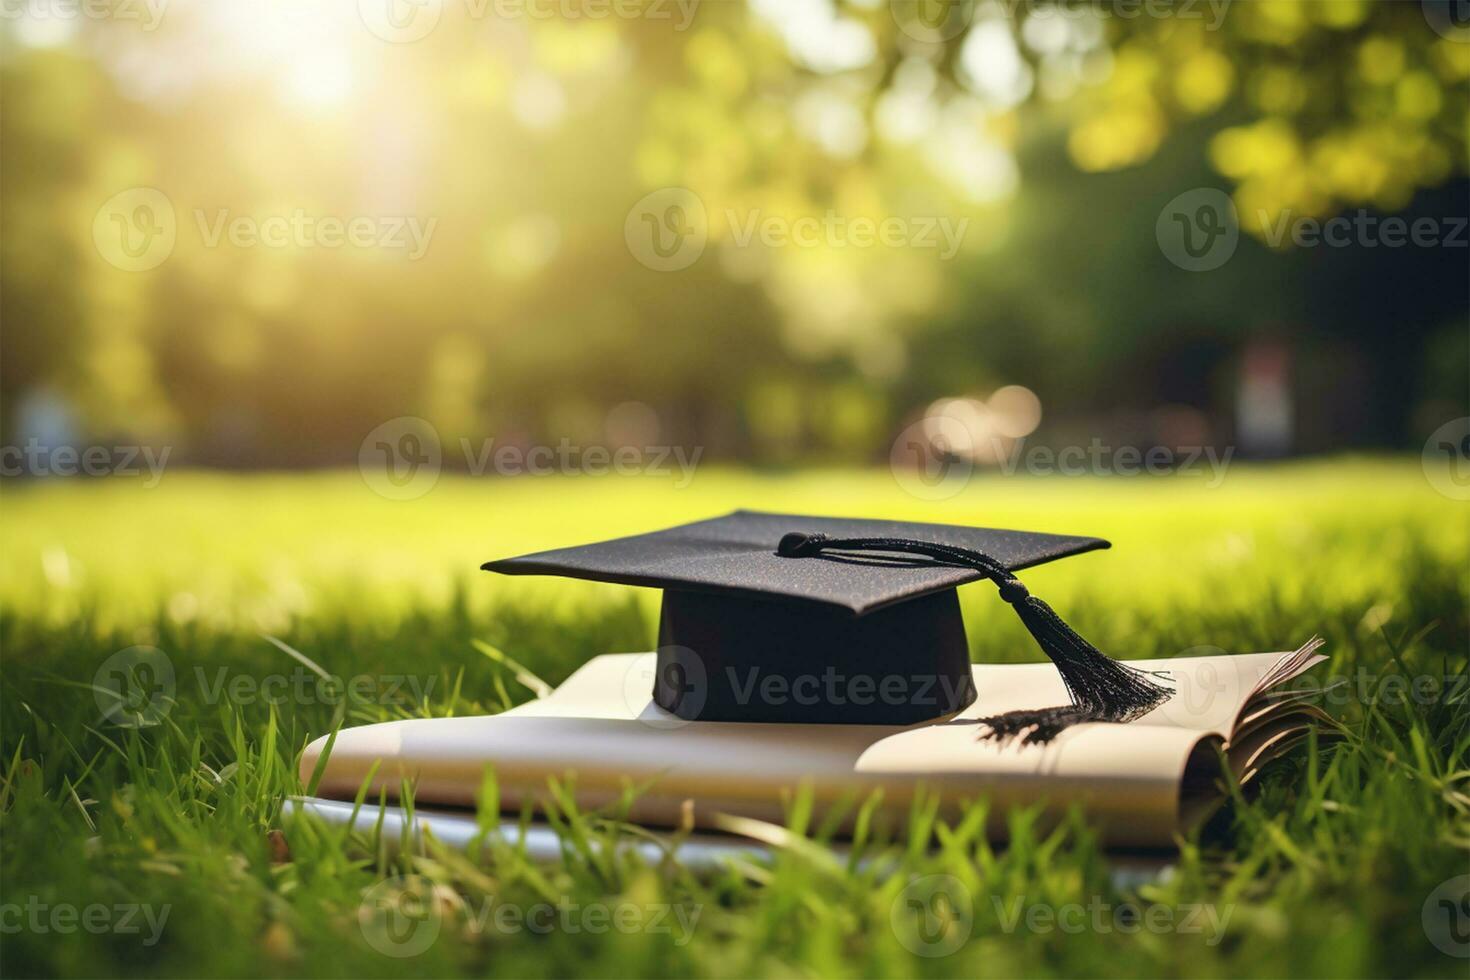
[1,460,1466,978]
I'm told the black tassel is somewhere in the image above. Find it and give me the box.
[973,704,1092,745]
[776,531,1174,744]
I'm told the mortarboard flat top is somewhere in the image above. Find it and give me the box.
[481,510,1109,616]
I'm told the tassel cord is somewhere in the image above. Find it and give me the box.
[775,531,1175,743]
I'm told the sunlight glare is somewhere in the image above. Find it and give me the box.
[280,44,355,112]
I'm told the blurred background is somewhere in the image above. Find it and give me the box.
[1,0,1466,472]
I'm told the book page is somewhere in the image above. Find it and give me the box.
[303,644,1327,848]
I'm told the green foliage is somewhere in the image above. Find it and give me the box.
[2,4,1464,460]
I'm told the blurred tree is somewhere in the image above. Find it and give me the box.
[0,0,1464,463]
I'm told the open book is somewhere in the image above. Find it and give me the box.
[299,639,1332,850]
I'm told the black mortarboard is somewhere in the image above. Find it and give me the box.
[483,510,1172,740]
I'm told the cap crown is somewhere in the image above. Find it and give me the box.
[483,510,1108,616]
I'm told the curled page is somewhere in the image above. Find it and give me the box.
[301,641,1329,849]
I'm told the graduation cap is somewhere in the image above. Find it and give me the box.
[484,510,1173,742]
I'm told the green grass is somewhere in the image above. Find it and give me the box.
[1,460,1467,978]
